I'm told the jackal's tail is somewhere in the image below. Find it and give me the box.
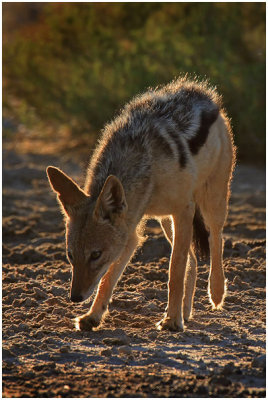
[192,206,210,260]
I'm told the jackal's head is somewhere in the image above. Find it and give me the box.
[46,166,128,303]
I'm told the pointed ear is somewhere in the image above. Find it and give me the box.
[94,175,127,222]
[46,166,87,215]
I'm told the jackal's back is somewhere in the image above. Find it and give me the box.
[85,77,224,199]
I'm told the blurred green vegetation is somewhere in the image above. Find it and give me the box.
[3,3,265,164]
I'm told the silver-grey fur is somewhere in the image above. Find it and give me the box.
[84,76,221,200]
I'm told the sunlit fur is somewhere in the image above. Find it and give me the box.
[47,77,236,332]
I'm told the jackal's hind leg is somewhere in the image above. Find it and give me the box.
[76,234,138,331]
[161,216,197,319]
[207,227,226,309]
[160,216,173,245]
[183,246,197,321]
[157,204,194,332]
[197,174,230,310]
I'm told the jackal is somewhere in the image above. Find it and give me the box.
[47,77,235,332]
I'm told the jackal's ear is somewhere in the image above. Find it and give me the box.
[46,166,87,216]
[94,175,127,222]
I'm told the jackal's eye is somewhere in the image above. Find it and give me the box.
[90,250,102,261]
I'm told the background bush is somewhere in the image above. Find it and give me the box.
[3,3,265,164]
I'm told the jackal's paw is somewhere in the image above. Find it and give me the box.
[183,304,192,322]
[156,316,184,332]
[209,278,227,309]
[75,314,101,331]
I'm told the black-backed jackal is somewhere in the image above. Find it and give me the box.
[47,77,235,332]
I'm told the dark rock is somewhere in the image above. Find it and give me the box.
[209,376,231,386]
[252,354,266,369]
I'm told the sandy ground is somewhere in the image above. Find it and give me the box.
[2,138,266,398]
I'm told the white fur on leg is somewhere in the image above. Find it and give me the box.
[208,278,227,310]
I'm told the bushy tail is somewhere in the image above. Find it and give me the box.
[192,206,210,260]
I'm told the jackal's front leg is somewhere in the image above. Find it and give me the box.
[76,235,138,331]
[157,204,194,331]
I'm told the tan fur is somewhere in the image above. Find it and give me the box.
[47,88,235,332]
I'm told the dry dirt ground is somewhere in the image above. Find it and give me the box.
[2,138,266,398]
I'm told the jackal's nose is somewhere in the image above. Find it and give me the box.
[71,294,83,303]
